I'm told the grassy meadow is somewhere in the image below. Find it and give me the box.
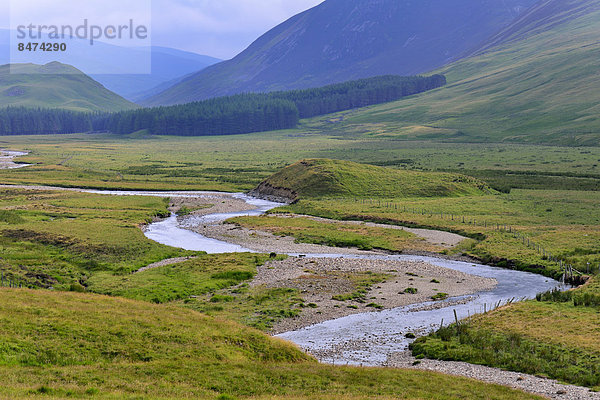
[0,188,195,288]
[0,128,598,397]
[228,215,439,252]
[1,132,599,192]
[0,288,547,400]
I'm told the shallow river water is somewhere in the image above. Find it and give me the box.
[0,150,31,169]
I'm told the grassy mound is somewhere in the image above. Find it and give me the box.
[0,288,543,399]
[252,159,492,201]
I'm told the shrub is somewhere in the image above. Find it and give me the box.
[210,295,235,303]
[69,283,86,293]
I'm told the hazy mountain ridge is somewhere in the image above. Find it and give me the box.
[0,30,220,101]
[91,47,221,101]
[145,0,538,106]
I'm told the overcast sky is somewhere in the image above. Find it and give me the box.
[2,0,325,59]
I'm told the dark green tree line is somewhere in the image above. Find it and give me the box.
[0,107,92,135]
[0,74,446,136]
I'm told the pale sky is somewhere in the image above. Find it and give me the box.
[1,0,325,59]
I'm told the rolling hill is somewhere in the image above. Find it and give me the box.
[323,0,600,145]
[144,0,537,105]
[0,62,137,112]
[250,159,493,201]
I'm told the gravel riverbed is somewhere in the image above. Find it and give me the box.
[255,257,497,334]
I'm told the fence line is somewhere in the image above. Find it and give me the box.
[346,197,599,280]
[0,271,24,288]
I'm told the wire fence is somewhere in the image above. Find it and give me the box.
[346,197,600,280]
[0,271,25,288]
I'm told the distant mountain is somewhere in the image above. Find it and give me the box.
[0,30,220,101]
[144,0,538,106]
[327,0,600,145]
[0,62,137,112]
[91,47,221,101]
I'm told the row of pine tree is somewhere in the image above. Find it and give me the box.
[0,75,445,136]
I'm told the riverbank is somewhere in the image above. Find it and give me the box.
[0,182,570,396]
[389,352,600,400]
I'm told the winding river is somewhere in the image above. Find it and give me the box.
[2,180,565,366]
[135,191,563,366]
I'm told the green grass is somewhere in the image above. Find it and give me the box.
[0,63,136,112]
[445,169,600,193]
[1,133,598,192]
[87,253,285,304]
[88,252,306,331]
[229,215,438,252]
[255,158,493,200]
[411,277,600,388]
[0,288,545,399]
[0,188,193,289]
[184,285,305,331]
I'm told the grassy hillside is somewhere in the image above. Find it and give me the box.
[251,159,493,200]
[319,0,600,145]
[0,63,137,112]
[0,288,543,399]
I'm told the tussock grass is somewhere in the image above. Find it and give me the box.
[412,277,600,388]
[87,253,283,304]
[411,298,600,388]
